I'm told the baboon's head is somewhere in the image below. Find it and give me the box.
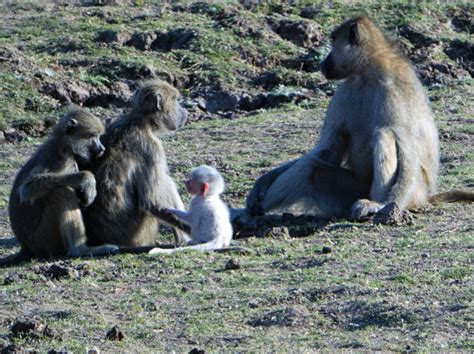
[55,108,106,168]
[189,165,225,196]
[320,16,385,80]
[131,80,188,131]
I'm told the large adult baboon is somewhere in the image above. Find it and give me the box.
[2,108,118,266]
[244,16,473,220]
[84,80,189,248]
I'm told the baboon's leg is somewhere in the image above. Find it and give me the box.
[370,129,398,201]
[261,154,369,218]
[153,174,190,245]
[246,159,299,215]
[53,188,117,257]
[351,128,419,219]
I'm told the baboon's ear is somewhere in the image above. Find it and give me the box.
[154,93,163,111]
[142,91,163,112]
[65,118,78,135]
[349,22,359,45]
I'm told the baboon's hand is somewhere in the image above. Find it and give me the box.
[77,171,97,207]
[246,184,266,216]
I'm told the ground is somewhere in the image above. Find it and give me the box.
[0,1,473,352]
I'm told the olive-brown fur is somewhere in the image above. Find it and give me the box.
[245,16,472,220]
[84,80,189,247]
[4,107,117,266]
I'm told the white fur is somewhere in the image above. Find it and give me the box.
[149,168,232,255]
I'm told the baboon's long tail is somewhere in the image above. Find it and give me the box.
[0,249,31,267]
[429,189,474,205]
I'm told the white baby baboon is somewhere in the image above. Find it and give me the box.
[149,165,233,254]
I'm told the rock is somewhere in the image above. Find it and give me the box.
[41,81,93,105]
[444,39,474,63]
[33,262,79,280]
[106,325,124,341]
[300,5,318,19]
[282,50,321,72]
[253,71,281,90]
[187,2,224,16]
[4,128,27,143]
[322,246,332,254]
[198,89,240,113]
[397,25,439,48]
[85,80,133,108]
[189,349,205,354]
[96,30,131,45]
[275,20,323,47]
[169,29,198,50]
[126,31,158,51]
[261,227,290,239]
[3,274,19,285]
[449,8,473,33]
[224,258,242,270]
[10,318,54,339]
[373,202,413,225]
[126,29,198,52]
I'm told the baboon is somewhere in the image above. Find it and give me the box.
[84,80,190,248]
[244,16,473,221]
[2,108,118,266]
[149,165,234,254]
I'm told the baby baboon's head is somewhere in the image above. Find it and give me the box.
[131,80,188,130]
[55,107,106,168]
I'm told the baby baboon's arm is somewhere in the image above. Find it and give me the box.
[166,208,193,224]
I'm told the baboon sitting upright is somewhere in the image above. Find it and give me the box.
[244,16,473,220]
[3,108,118,266]
[149,165,233,254]
[84,80,189,248]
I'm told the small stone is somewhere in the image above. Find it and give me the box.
[262,226,290,239]
[189,349,205,354]
[373,202,413,225]
[322,246,332,254]
[3,275,16,285]
[224,259,242,270]
[106,325,124,341]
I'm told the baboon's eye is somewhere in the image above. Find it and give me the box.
[65,118,78,135]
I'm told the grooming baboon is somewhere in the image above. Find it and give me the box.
[84,80,190,248]
[244,16,473,220]
[2,108,118,266]
[149,165,234,254]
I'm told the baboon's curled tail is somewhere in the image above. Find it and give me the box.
[0,249,31,267]
[429,189,474,205]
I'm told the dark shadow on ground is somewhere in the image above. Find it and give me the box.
[233,213,332,239]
